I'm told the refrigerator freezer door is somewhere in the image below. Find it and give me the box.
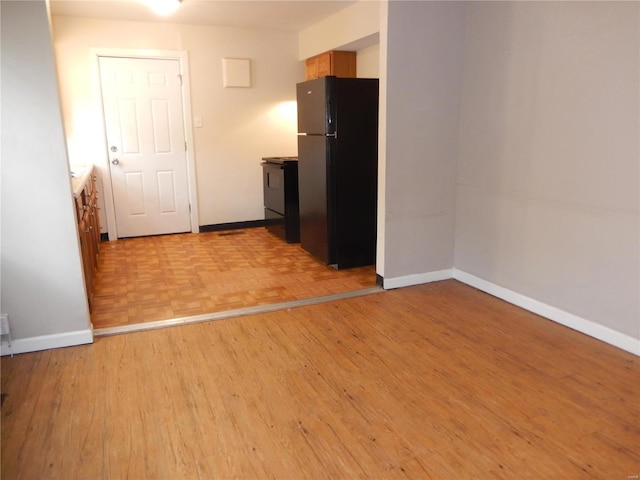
[297,134,334,264]
[296,78,333,135]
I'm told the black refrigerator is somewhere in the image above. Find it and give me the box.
[296,76,379,269]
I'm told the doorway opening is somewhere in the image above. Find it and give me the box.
[94,49,199,241]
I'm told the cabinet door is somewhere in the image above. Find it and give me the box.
[78,216,93,309]
[74,169,101,311]
[89,177,101,251]
[330,51,357,78]
[304,51,356,81]
[304,58,317,80]
[76,195,85,223]
[316,52,332,78]
[89,201,100,259]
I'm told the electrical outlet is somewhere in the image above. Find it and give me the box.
[0,314,9,335]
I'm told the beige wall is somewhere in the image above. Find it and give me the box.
[52,16,301,229]
[454,2,639,339]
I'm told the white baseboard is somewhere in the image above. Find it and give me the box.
[452,269,640,357]
[0,329,93,356]
[379,268,639,356]
[382,269,454,290]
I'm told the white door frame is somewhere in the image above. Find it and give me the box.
[92,48,199,240]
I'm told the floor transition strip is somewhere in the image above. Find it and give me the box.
[93,286,383,337]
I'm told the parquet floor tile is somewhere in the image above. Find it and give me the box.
[91,227,377,328]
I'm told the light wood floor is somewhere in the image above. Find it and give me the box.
[91,228,376,329]
[2,280,638,479]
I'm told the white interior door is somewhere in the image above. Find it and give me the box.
[99,56,191,238]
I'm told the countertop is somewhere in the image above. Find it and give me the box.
[70,164,94,198]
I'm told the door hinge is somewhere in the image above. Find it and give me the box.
[178,74,183,86]
[185,141,187,151]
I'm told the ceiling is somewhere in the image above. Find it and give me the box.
[49,0,358,31]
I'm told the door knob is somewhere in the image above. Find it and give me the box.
[111,158,119,165]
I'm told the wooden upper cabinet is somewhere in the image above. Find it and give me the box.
[305,51,356,80]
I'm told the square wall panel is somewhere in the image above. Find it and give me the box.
[222,58,251,88]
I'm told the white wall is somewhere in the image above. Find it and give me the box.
[52,16,300,229]
[455,2,639,341]
[0,1,92,354]
[382,1,467,280]
[356,42,380,78]
[298,1,381,60]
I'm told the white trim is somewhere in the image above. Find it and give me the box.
[382,269,453,290]
[452,269,640,357]
[0,329,93,356]
[91,48,199,239]
[178,52,200,234]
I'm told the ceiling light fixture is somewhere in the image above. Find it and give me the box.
[145,0,182,16]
